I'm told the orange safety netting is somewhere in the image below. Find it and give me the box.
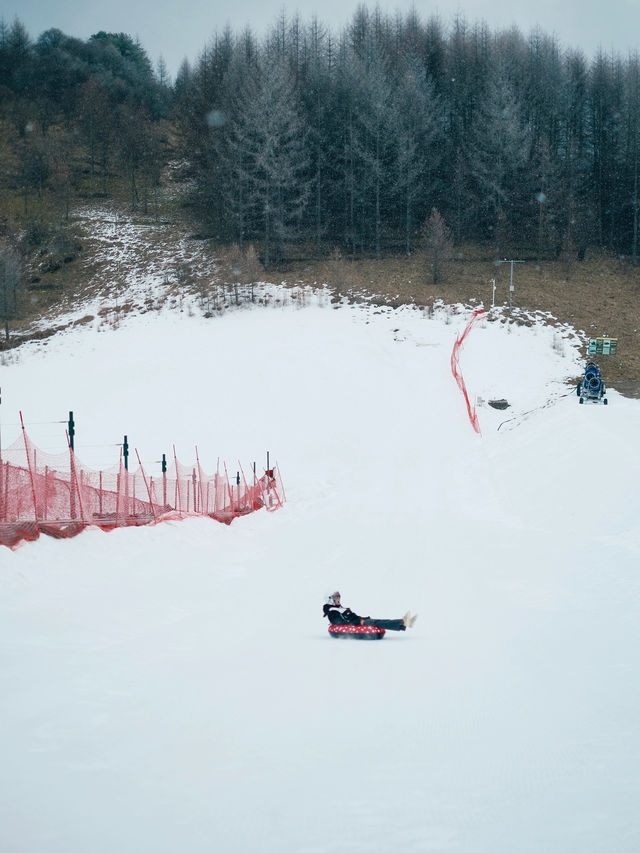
[0,421,284,550]
[451,309,483,435]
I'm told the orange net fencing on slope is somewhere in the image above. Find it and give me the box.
[450,309,483,435]
[0,420,284,550]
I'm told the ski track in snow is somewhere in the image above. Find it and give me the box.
[0,208,639,853]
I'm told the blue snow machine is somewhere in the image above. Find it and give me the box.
[577,361,607,405]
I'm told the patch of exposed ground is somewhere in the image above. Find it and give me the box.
[286,250,640,396]
[10,191,640,397]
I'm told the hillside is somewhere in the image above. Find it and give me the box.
[8,187,640,397]
[2,12,640,392]
[1,286,639,853]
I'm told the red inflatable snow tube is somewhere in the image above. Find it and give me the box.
[328,624,385,640]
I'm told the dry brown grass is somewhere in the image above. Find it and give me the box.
[4,117,634,393]
[285,249,640,396]
[7,187,640,396]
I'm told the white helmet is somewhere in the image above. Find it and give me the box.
[325,591,341,605]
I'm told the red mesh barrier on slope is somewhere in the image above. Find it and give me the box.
[0,425,285,549]
[451,309,483,434]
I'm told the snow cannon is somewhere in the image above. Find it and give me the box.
[328,624,386,640]
[577,361,607,405]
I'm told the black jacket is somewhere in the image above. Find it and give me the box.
[323,604,363,626]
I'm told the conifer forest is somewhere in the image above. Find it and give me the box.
[2,9,640,264]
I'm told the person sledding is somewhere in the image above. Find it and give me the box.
[323,591,417,631]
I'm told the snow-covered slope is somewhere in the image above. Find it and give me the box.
[1,291,638,853]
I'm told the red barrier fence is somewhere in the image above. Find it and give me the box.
[0,420,284,549]
[451,309,483,435]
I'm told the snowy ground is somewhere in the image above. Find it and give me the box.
[25,200,220,339]
[1,289,639,853]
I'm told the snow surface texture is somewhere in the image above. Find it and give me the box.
[1,290,639,853]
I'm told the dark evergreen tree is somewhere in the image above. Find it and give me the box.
[393,52,444,253]
[468,70,533,252]
[7,8,640,263]
[346,36,397,257]
[590,53,625,248]
[623,54,640,262]
[222,53,310,263]
[298,17,335,252]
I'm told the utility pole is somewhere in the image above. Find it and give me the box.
[497,259,524,311]
[68,410,76,519]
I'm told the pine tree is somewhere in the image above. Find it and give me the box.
[224,54,310,264]
[393,52,444,254]
[468,71,533,251]
[348,38,396,258]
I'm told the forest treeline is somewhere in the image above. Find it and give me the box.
[3,8,640,266]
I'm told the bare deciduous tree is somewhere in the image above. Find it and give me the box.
[421,208,453,285]
[0,243,22,341]
[218,243,265,305]
[328,246,346,300]
[243,244,264,302]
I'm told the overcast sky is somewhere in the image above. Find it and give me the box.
[3,0,640,79]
